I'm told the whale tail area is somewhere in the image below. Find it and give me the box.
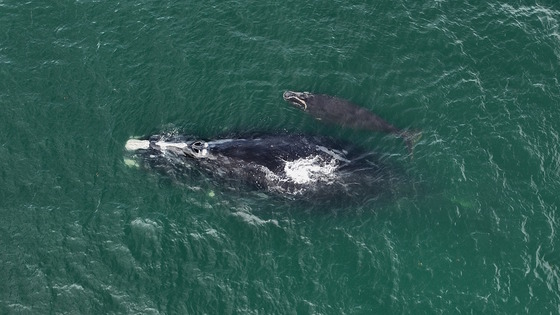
[400,130,422,156]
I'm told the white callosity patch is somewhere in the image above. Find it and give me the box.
[155,141,190,150]
[125,139,150,151]
[125,138,209,158]
[124,139,190,152]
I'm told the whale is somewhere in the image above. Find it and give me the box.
[283,91,420,153]
[124,133,400,199]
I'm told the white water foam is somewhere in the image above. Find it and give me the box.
[283,156,339,185]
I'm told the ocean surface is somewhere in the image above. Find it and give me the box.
[2,0,560,313]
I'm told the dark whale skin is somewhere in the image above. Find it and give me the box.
[283,91,421,152]
[125,133,402,199]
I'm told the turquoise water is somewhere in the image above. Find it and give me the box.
[2,0,560,313]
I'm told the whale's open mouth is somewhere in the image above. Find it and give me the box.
[283,91,308,110]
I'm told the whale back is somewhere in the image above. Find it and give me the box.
[125,133,400,199]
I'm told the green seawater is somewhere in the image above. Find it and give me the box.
[2,0,560,313]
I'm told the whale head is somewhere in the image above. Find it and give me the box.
[125,137,212,161]
[283,91,313,111]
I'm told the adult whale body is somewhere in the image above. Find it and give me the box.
[125,133,399,199]
[283,91,420,152]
